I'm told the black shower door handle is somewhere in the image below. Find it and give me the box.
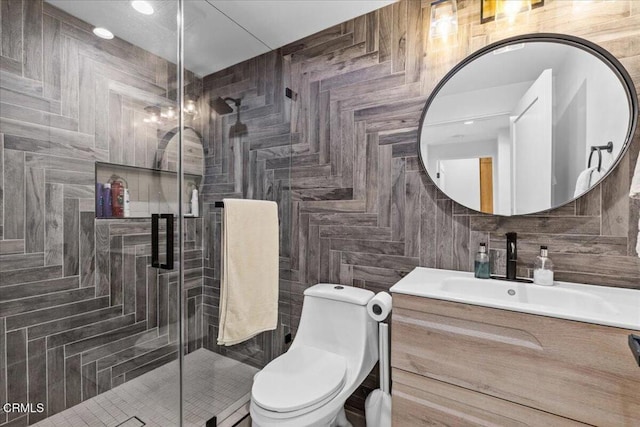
[151,213,174,270]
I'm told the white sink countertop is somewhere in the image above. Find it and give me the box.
[390,267,640,330]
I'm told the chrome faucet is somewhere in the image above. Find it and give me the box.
[506,232,517,281]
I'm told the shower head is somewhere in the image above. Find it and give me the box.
[211,97,240,115]
[211,96,247,137]
[229,121,248,138]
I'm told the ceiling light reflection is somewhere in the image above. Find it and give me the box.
[93,27,114,40]
[131,0,154,15]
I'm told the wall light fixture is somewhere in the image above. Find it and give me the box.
[143,101,197,125]
[429,0,458,40]
[481,0,543,24]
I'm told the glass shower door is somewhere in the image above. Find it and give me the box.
[1,0,292,424]
[179,1,294,425]
[0,0,193,425]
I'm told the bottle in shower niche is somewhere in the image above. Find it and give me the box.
[191,188,199,217]
[123,188,131,218]
[96,183,104,218]
[533,246,554,286]
[103,183,112,218]
[474,243,490,279]
[111,180,125,218]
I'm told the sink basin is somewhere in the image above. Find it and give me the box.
[438,277,619,315]
[390,267,639,330]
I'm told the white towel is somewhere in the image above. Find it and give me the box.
[589,168,603,186]
[631,155,640,199]
[574,167,598,197]
[636,218,640,258]
[630,155,640,257]
[217,199,279,346]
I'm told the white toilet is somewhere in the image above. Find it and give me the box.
[250,283,379,427]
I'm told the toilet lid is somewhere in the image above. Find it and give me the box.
[252,346,347,413]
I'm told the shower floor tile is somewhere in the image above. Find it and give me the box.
[33,349,258,427]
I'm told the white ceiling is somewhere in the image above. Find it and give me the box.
[423,114,512,146]
[423,43,581,146]
[439,42,570,96]
[46,0,396,77]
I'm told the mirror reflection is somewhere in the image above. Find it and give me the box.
[157,127,205,215]
[159,126,205,176]
[420,39,634,215]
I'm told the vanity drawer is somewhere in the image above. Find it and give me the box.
[392,368,586,426]
[391,294,640,426]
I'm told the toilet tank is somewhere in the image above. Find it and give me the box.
[291,284,378,364]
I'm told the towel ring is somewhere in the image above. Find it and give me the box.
[588,141,613,172]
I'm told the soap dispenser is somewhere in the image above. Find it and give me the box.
[533,245,554,286]
[474,243,490,279]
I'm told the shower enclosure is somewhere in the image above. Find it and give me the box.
[0,0,291,425]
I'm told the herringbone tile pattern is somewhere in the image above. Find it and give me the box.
[0,2,205,425]
[2,0,640,423]
[201,0,640,412]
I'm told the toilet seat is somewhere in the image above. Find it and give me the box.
[252,346,347,414]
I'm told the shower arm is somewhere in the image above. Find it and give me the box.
[226,98,242,125]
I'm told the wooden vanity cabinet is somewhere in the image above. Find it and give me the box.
[390,294,640,426]
[392,369,585,426]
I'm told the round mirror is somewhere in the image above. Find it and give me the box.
[419,34,637,216]
[157,126,205,177]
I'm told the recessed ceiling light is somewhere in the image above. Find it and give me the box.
[131,0,154,15]
[464,120,474,125]
[93,27,114,40]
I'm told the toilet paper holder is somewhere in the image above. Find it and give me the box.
[367,292,392,322]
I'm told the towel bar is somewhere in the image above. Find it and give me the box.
[212,200,280,225]
[588,141,613,172]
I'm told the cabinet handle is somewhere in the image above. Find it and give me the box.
[629,334,640,367]
[151,213,174,270]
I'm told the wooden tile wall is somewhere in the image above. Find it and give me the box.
[0,2,204,425]
[200,48,293,367]
[201,0,640,413]
[3,0,639,423]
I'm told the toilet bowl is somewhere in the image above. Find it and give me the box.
[250,284,379,427]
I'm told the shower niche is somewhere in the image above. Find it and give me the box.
[95,162,202,219]
[95,127,204,219]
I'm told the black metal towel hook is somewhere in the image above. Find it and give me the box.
[588,141,613,172]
